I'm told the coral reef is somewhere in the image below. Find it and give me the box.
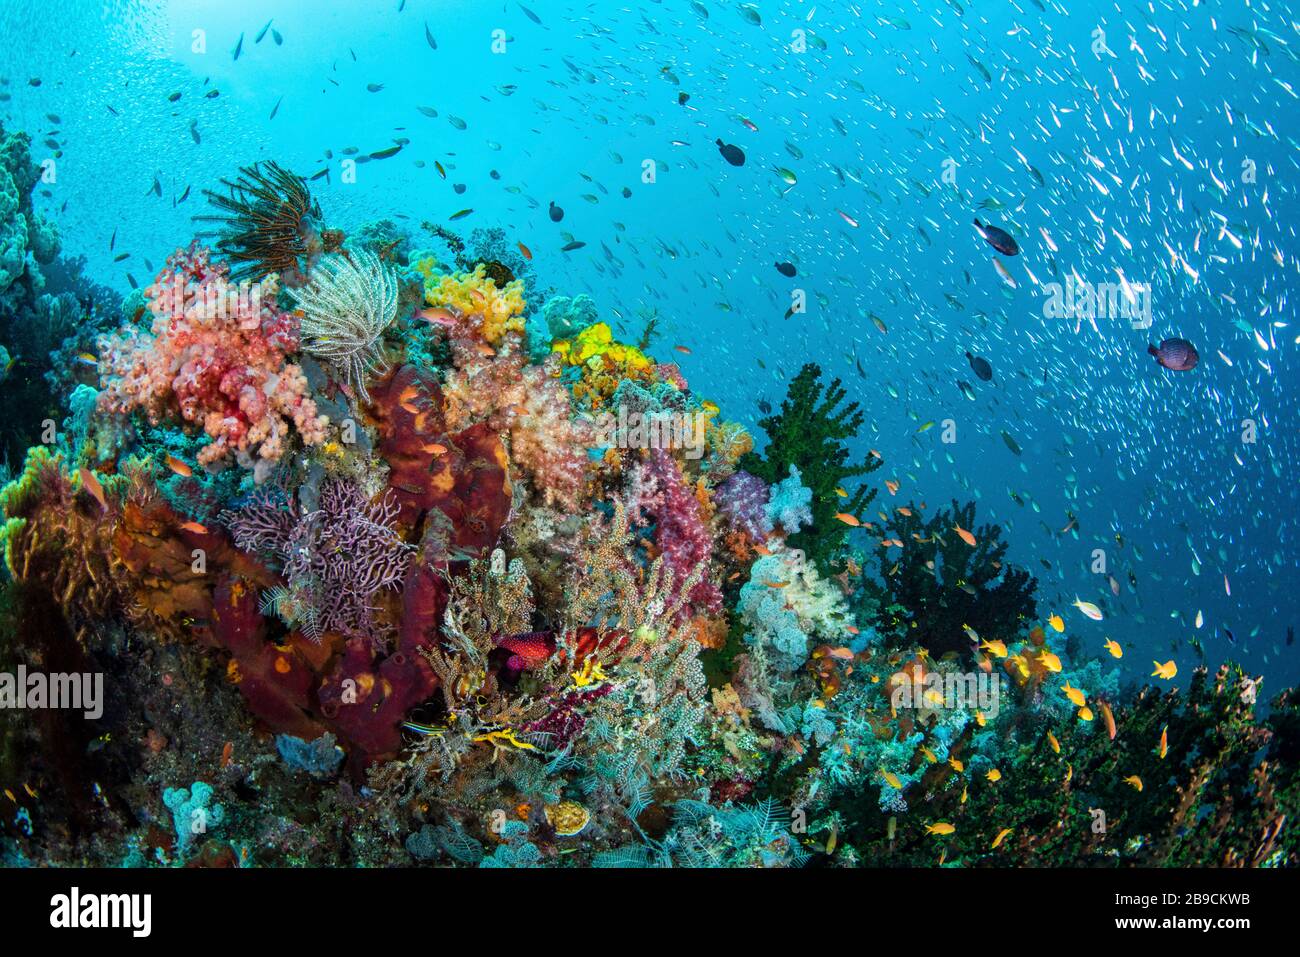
[0,121,59,315]
[0,121,125,467]
[3,163,1294,873]
[551,321,655,410]
[418,261,526,347]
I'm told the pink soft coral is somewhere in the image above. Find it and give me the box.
[443,348,593,511]
[629,448,723,616]
[98,245,329,474]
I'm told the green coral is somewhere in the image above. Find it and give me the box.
[0,445,62,575]
[739,363,880,573]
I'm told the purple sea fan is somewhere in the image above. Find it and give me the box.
[716,470,772,541]
[222,478,415,642]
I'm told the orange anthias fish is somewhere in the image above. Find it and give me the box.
[1124,775,1143,792]
[674,344,691,354]
[165,454,193,477]
[1061,681,1086,707]
[884,479,900,495]
[417,306,458,327]
[954,525,977,547]
[979,638,1007,658]
[834,512,861,527]
[517,241,533,260]
[1158,724,1168,760]
[79,468,108,512]
[398,385,423,414]
[925,822,955,836]
[1100,700,1117,740]
[179,521,209,535]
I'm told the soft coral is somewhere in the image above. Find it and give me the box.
[98,244,328,476]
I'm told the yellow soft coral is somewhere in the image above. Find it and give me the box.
[704,419,754,478]
[553,321,651,370]
[551,322,656,408]
[423,263,526,346]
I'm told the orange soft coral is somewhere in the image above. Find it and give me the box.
[442,352,594,511]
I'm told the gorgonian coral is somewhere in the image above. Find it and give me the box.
[195,161,323,284]
[221,478,413,643]
[287,248,400,402]
[96,245,329,476]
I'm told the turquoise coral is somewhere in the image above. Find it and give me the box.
[161,782,225,856]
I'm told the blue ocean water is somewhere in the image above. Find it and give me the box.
[1,0,1296,696]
